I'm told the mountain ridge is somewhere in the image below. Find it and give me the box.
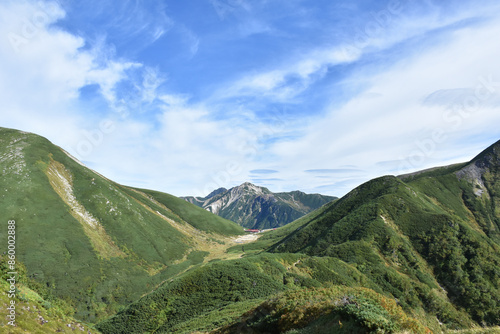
[0,127,245,323]
[182,182,337,229]
[267,138,500,325]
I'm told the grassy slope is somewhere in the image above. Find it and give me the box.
[0,281,100,334]
[267,143,500,327]
[98,164,498,332]
[89,140,500,332]
[0,127,244,323]
[100,249,477,333]
[218,287,430,334]
[3,126,499,333]
[97,252,414,333]
[135,188,244,236]
[0,256,100,334]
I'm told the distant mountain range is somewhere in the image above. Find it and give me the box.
[182,183,337,229]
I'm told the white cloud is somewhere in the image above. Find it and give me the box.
[214,1,500,106]
[172,25,200,59]
[217,47,358,102]
[210,0,251,20]
[265,13,500,196]
[0,0,255,197]
[238,19,272,37]
[152,98,263,195]
[137,67,166,104]
[3,0,500,200]
[81,0,173,44]
[0,1,140,140]
[97,5,500,197]
[77,94,287,197]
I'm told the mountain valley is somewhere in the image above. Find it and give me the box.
[1,127,500,333]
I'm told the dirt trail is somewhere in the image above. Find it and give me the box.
[233,233,261,243]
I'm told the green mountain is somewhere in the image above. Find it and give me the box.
[3,126,500,333]
[269,139,500,325]
[0,127,245,324]
[97,139,500,333]
[182,182,337,229]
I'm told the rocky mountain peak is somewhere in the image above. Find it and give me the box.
[236,182,270,195]
[456,139,500,196]
[182,182,336,229]
[206,187,227,199]
[466,139,500,167]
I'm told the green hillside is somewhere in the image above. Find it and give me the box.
[0,127,244,323]
[97,139,500,333]
[270,140,500,326]
[97,253,438,333]
[218,286,430,334]
[2,127,500,333]
[136,187,244,236]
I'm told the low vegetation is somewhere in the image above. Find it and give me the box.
[0,256,100,333]
[219,287,430,334]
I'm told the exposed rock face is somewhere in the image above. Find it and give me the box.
[456,140,500,197]
[183,182,337,229]
[457,160,489,196]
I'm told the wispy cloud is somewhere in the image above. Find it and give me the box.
[3,0,500,199]
[176,25,200,58]
[209,0,251,20]
[215,47,358,102]
[212,0,500,107]
[267,6,500,195]
[251,178,283,182]
[250,169,279,174]
[305,169,364,174]
[63,0,173,46]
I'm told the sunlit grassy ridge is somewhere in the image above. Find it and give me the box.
[97,251,458,333]
[96,253,383,333]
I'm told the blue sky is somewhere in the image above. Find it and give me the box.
[2,0,500,197]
